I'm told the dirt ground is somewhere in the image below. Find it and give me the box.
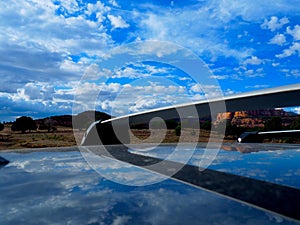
[0,125,84,150]
[0,124,233,151]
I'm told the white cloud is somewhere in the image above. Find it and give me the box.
[202,0,300,24]
[189,84,224,99]
[291,69,300,77]
[129,98,160,112]
[0,0,114,88]
[0,0,117,119]
[10,82,56,102]
[245,69,254,76]
[81,80,191,115]
[1,0,300,121]
[287,25,300,41]
[107,14,129,29]
[86,1,109,23]
[84,65,112,80]
[276,42,300,58]
[57,0,80,14]
[190,84,203,93]
[108,0,120,8]
[246,68,265,77]
[107,40,183,59]
[261,16,289,32]
[269,33,286,46]
[245,84,269,89]
[179,77,192,81]
[243,56,263,65]
[290,107,300,114]
[209,75,229,80]
[112,216,131,225]
[114,66,149,79]
[279,68,300,77]
[60,58,86,74]
[137,7,254,61]
[112,63,172,79]
[272,62,280,67]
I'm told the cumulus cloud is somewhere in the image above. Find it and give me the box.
[245,84,269,89]
[261,16,289,31]
[108,14,130,29]
[137,8,254,61]
[204,0,294,22]
[112,63,172,79]
[276,42,300,58]
[0,1,111,96]
[269,33,286,46]
[189,84,223,99]
[286,25,300,41]
[129,98,161,112]
[290,69,300,77]
[1,0,300,121]
[108,0,120,8]
[243,56,263,66]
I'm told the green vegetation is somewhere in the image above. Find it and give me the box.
[0,123,4,132]
[264,117,282,131]
[201,121,212,130]
[11,116,37,133]
[290,117,300,130]
[175,125,181,136]
[2,110,300,150]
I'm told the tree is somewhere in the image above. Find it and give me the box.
[44,117,57,132]
[175,124,181,136]
[214,120,246,138]
[11,116,37,133]
[290,116,300,130]
[0,123,4,132]
[264,117,282,131]
[225,123,246,138]
[201,121,212,130]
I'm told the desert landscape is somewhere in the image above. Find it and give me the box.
[1,108,300,151]
[0,124,217,151]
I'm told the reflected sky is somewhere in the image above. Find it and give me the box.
[129,143,300,189]
[0,149,299,225]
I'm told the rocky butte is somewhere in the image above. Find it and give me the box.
[216,109,297,128]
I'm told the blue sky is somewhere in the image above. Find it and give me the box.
[1,0,300,121]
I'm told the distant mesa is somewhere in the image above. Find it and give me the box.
[216,109,297,128]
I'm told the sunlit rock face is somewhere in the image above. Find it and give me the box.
[215,109,296,128]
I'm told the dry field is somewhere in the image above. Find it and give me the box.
[0,125,84,150]
[129,129,226,143]
[0,124,233,151]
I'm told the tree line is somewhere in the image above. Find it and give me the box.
[2,115,300,138]
[0,116,49,133]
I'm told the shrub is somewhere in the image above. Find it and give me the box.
[175,125,181,136]
[11,116,37,133]
[0,123,4,132]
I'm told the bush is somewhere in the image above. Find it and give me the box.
[11,116,37,133]
[0,123,4,132]
[264,117,282,131]
[201,121,212,130]
[175,125,181,136]
[290,117,300,130]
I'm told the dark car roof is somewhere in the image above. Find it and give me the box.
[1,143,300,224]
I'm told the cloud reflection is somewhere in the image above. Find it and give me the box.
[130,144,300,189]
[0,150,298,225]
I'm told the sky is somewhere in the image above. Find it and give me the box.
[1,0,300,122]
